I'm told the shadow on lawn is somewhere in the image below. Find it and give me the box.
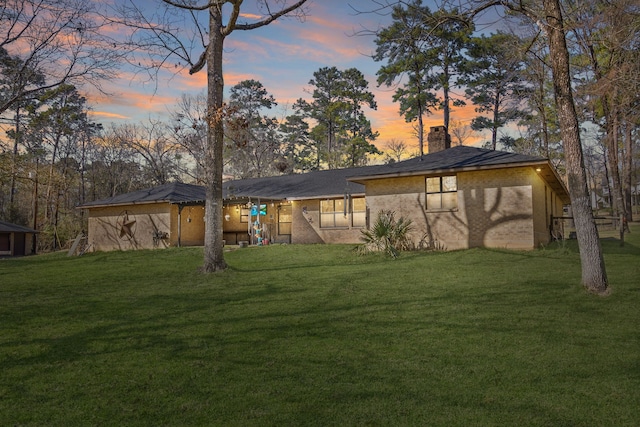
[4,270,632,427]
[3,281,314,370]
[546,237,640,256]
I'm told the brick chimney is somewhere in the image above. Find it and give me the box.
[427,126,451,153]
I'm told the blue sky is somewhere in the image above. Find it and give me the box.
[90,0,504,151]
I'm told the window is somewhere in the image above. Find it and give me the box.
[321,199,349,228]
[320,197,367,228]
[426,175,457,210]
[240,204,267,223]
[278,204,292,235]
[0,234,10,252]
[240,208,250,223]
[352,197,367,227]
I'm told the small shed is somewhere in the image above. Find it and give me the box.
[0,220,38,257]
[78,182,207,252]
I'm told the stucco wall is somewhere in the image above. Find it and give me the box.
[531,170,567,247]
[365,167,542,250]
[87,203,172,251]
[531,174,548,248]
[170,205,205,247]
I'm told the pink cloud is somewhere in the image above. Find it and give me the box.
[88,111,130,120]
[82,0,491,152]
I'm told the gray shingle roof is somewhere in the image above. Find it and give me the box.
[347,145,547,181]
[0,220,38,233]
[79,147,566,208]
[223,146,548,199]
[78,182,206,208]
[224,167,365,200]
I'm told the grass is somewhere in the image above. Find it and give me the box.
[1,225,639,426]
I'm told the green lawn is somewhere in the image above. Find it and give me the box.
[1,225,639,426]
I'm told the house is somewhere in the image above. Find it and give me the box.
[79,126,570,252]
[0,220,38,256]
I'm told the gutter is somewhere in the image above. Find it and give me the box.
[346,160,550,183]
[77,199,206,210]
[285,192,366,201]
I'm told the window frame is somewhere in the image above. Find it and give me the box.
[240,208,250,223]
[425,175,458,211]
[351,197,367,228]
[320,199,348,228]
[319,197,367,229]
[278,204,292,235]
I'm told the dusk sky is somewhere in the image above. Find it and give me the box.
[89,0,506,152]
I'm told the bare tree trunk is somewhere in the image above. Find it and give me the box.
[602,146,611,209]
[202,6,228,273]
[543,0,608,293]
[418,106,425,157]
[442,63,451,131]
[45,135,61,222]
[32,158,39,252]
[623,117,633,223]
[9,107,22,221]
[604,105,626,225]
[491,93,500,150]
[539,79,550,158]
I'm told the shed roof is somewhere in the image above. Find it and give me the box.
[0,220,38,233]
[78,182,206,209]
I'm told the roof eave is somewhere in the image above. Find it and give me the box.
[286,192,366,201]
[348,160,571,204]
[76,199,176,210]
[347,161,549,183]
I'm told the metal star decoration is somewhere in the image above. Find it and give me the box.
[118,211,136,239]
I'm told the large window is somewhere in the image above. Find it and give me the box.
[320,197,366,228]
[426,175,457,210]
[321,199,349,228]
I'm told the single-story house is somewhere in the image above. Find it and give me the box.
[79,126,570,252]
[0,220,38,256]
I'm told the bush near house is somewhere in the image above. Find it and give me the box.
[0,224,639,426]
[358,209,414,258]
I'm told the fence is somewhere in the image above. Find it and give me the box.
[551,215,621,241]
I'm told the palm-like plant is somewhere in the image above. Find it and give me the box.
[359,210,414,258]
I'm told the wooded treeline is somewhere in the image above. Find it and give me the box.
[1,0,638,253]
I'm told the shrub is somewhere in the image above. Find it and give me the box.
[358,210,413,258]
